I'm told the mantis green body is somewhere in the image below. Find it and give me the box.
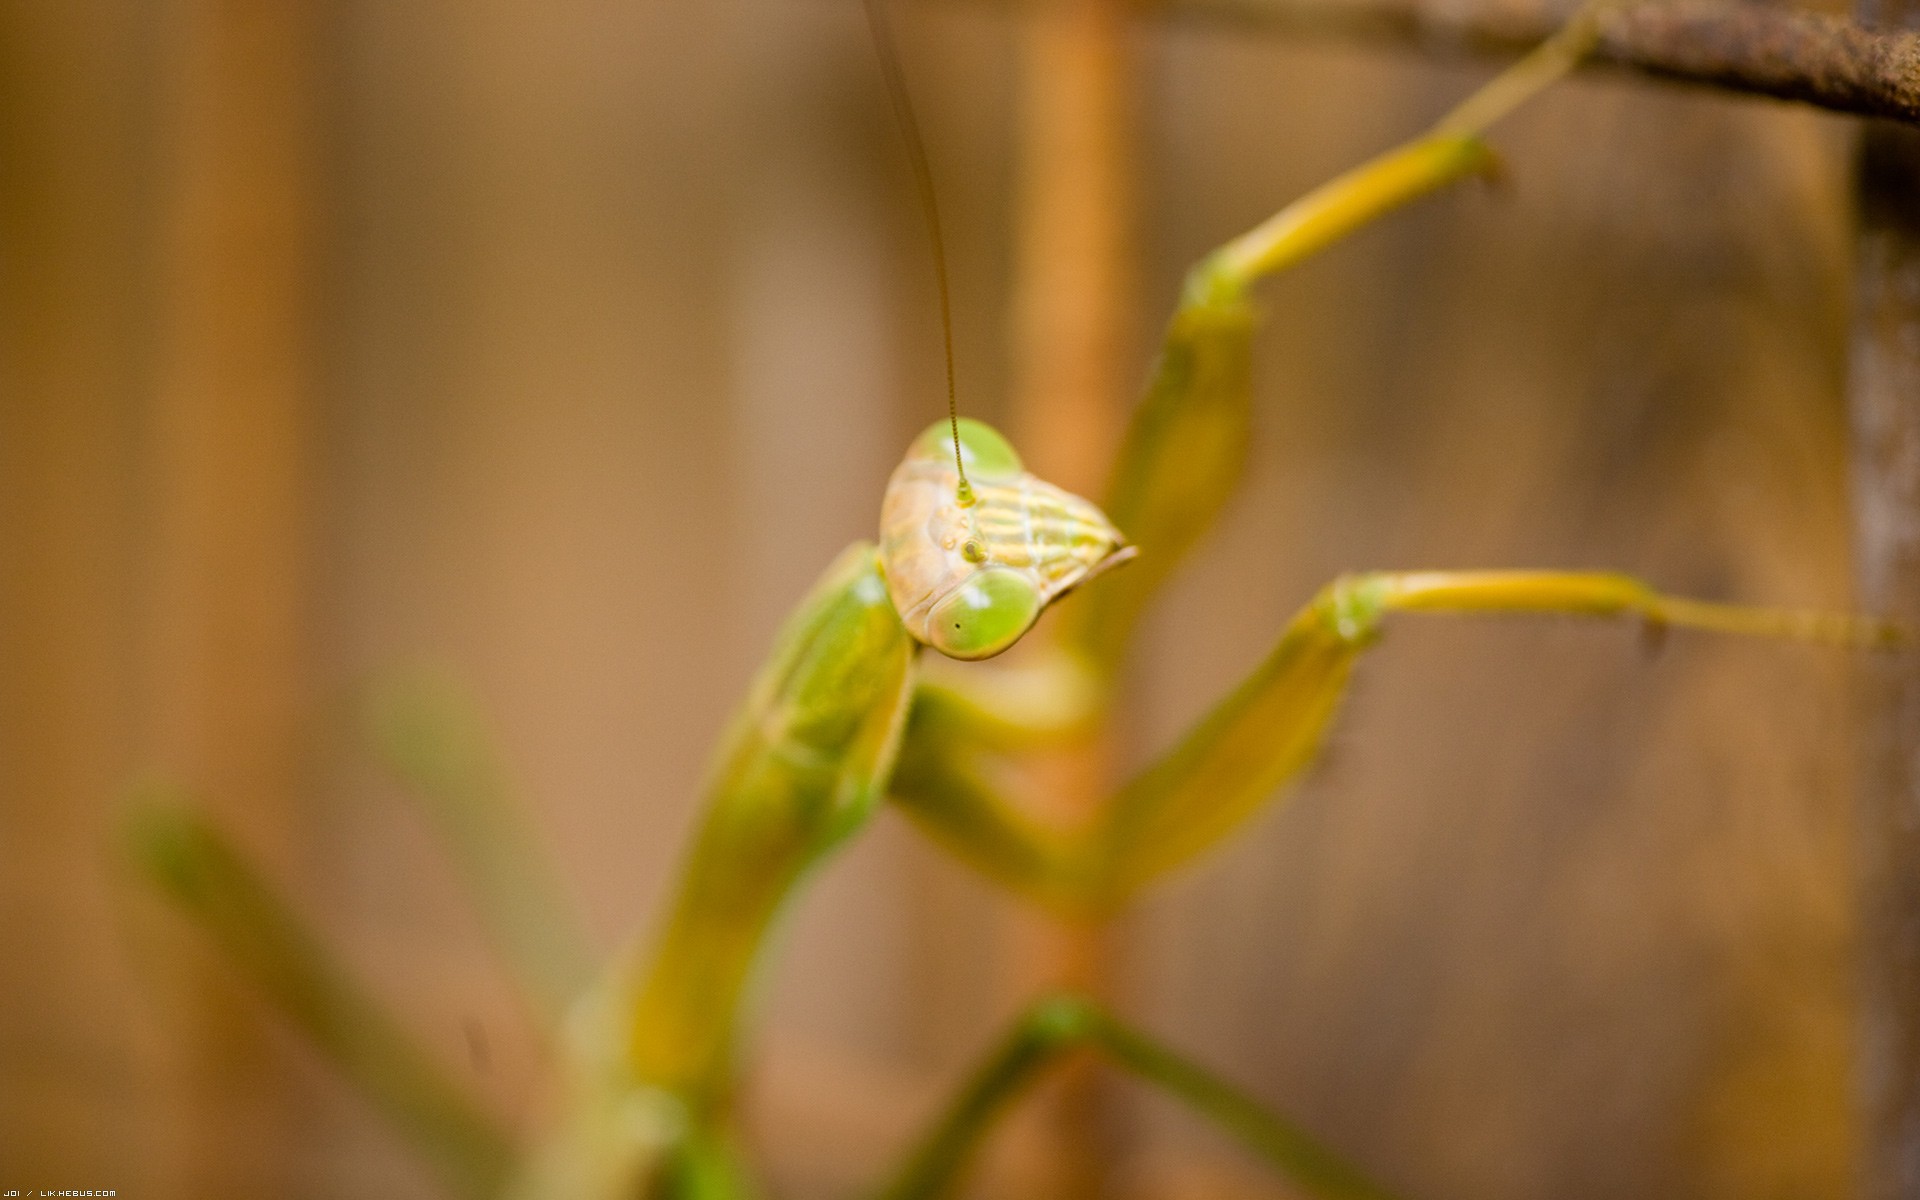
[126,8,1899,1200]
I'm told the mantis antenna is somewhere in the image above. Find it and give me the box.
[862,0,975,508]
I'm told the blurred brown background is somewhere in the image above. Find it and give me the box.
[0,0,1869,1197]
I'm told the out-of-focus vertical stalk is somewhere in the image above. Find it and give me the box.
[138,2,323,1195]
[0,1,146,1187]
[1006,0,1138,1194]
[1848,0,1920,1190]
[1013,0,1140,491]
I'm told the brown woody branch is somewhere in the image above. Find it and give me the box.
[1138,0,1920,126]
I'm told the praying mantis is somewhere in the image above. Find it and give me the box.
[124,3,1899,1199]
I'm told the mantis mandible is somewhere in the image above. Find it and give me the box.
[126,3,1898,1199]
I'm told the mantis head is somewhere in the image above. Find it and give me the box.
[878,419,1135,660]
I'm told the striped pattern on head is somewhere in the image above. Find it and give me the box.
[878,419,1133,660]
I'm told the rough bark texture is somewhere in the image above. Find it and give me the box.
[1147,0,1920,126]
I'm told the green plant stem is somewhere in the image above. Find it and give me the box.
[124,792,517,1200]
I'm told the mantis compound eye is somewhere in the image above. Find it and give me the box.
[927,568,1044,661]
[915,418,1024,482]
